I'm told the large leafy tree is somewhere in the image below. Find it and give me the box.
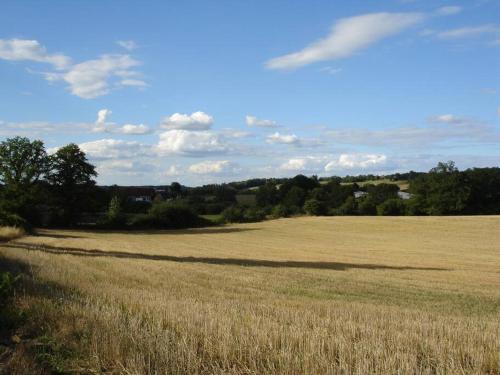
[0,137,49,219]
[410,161,470,215]
[48,143,97,225]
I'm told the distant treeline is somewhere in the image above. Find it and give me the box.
[1,137,500,230]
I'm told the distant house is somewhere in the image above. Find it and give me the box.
[397,191,412,200]
[354,191,368,199]
[126,187,156,202]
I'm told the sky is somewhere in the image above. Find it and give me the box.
[0,0,499,186]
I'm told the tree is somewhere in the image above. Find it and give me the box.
[377,199,405,216]
[256,183,279,207]
[366,183,399,205]
[283,186,306,210]
[357,196,377,215]
[303,199,324,216]
[0,137,49,221]
[337,196,357,215]
[170,182,182,198]
[410,161,470,215]
[463,167,500,214]
[107,196,125,224]
[48,144,97,225]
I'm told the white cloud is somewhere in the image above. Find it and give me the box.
[98,159,135,171]
[327,115,500,148]
[79,138,149,159]
[220,128,252,138]
[164,165,182,177]
[93,109,150,134]
[435,6,462,16]
[437,25,499,39]
[266,132,300,145]
[0,39,145,99]
[324,154,387,172]
[45,54,145,99]
[0,120,90,136]
[116,40,138,51]
[93,109,112,132]
[266,12,424,69]
[118,124,151,135]
[156,130,228,156]
[0,38,71,69]
[188,160,234,174]
[245,115,279,128]
[279,156,327,172]
[280,158,311,171]
[161,111,214,130]
[428,114,466,124]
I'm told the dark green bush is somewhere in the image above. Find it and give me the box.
[377,198,406,216]
[0,210,31,231]
[303,199,324,216]
[337,196,358,215]
[271,204,291,218]
[147,202,206,229]
[358,197,377,215]
[222,206,266,223]
[243,207,266,222]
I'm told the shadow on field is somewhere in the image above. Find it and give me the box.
[34,227,260,239]
[34,232,84,239]
[5,242,450,272]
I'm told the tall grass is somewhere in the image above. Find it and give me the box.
[0,226,25,242]
[1,216,499,373]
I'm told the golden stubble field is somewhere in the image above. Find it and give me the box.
[1,216,499,374]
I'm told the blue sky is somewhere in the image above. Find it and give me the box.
[0,0,499,185]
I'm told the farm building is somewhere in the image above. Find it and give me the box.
[354,191,368,199]
[397,191,412,200]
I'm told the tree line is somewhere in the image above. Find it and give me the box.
[231,161,500,221]
[1,137,500,230]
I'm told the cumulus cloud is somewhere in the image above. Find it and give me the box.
[93,109,150,134]
[188,160,235,174]
[0,38,146,99]
[156,130,229,156]
[280,157,322,171]
[45,54,144,99]
[324,154,387,172]
[93,109,112,132]
[435,6,462,16]
[118,124,151,135]
[246,115,279,128]
[161,111,214,130]
[116,40,138,51]
[266,12,424,69]
[79,139,150,159]
[437,25,499,39]
[0,38,71,69]
[266,132,300,145]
